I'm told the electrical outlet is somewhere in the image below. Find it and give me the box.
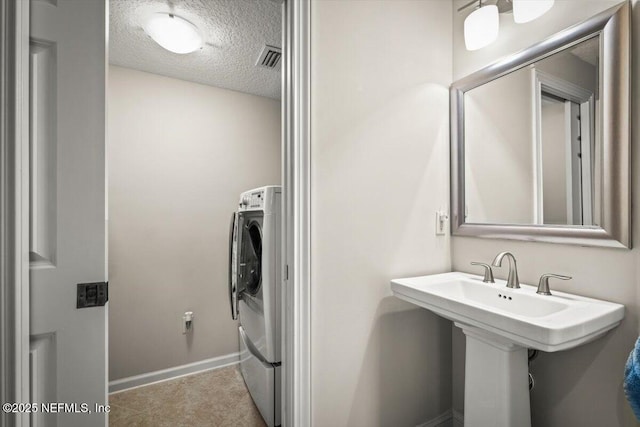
[183,311,194,334]
[436,211,448,236]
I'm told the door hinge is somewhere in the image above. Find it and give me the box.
[77,281,108,308]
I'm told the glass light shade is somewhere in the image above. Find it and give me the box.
[464,5,499,51]
[513,0,555,24]
[143,13,203,54]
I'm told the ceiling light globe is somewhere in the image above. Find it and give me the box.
[143,13,203,54]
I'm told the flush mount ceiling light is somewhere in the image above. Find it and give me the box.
[464,3,499,51]
[143,12,203,54]
[513,0,555,24]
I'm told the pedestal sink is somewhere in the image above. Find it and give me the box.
[391,272,624,427]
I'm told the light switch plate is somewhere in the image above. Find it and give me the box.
[436,211,448,236]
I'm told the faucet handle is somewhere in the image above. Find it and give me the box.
[471,262,495,283]
[537,273,572,296]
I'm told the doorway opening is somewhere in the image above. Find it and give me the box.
[107,1,282,426]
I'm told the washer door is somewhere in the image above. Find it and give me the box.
[229,212,239,319]
[239,212,263,297]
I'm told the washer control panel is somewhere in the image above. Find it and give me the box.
[239,190,264,210]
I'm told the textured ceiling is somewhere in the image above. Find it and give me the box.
[109,0,282,99]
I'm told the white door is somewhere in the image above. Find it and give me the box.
[29,1,107,426]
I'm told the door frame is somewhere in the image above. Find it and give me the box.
[531,68,595,226]
[1,1,30,427]
[1,0,312,426]
[282,0,312,426]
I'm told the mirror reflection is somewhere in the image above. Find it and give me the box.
[464,36,599,226]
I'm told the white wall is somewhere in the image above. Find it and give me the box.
[310,1,453,425]
[541,97,568,224]
[452,1,640,426]
[464,69,535,224]
[536,44,598,93]
[107,66,280,380]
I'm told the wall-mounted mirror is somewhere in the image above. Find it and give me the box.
[451,3,630,248]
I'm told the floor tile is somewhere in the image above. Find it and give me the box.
[109,366,266,427]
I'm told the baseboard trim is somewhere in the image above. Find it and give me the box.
[452,409,464,427]
[417,409,454,427]
[108,352,240,394]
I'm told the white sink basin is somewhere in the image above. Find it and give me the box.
[392,271,624,427]
[391,272,624,352]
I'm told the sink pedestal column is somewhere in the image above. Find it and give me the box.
[456,323,531,427]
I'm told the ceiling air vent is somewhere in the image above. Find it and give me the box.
[256,45,282,69]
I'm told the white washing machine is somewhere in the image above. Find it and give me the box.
[229,185,281,427]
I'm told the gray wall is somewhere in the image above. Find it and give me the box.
[452,1,640,426]
[107,66,280,380]
[310,1,453,425]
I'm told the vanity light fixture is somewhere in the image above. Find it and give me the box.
[143,12,203,54]
[513,0,555,24]
[460,0,555,51]
[464,2,499,51]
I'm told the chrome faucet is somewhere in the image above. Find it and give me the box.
[537,273,571,295]
[491,251,520,289]
[470,262,495,283]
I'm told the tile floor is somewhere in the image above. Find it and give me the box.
[109,365,267,427]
